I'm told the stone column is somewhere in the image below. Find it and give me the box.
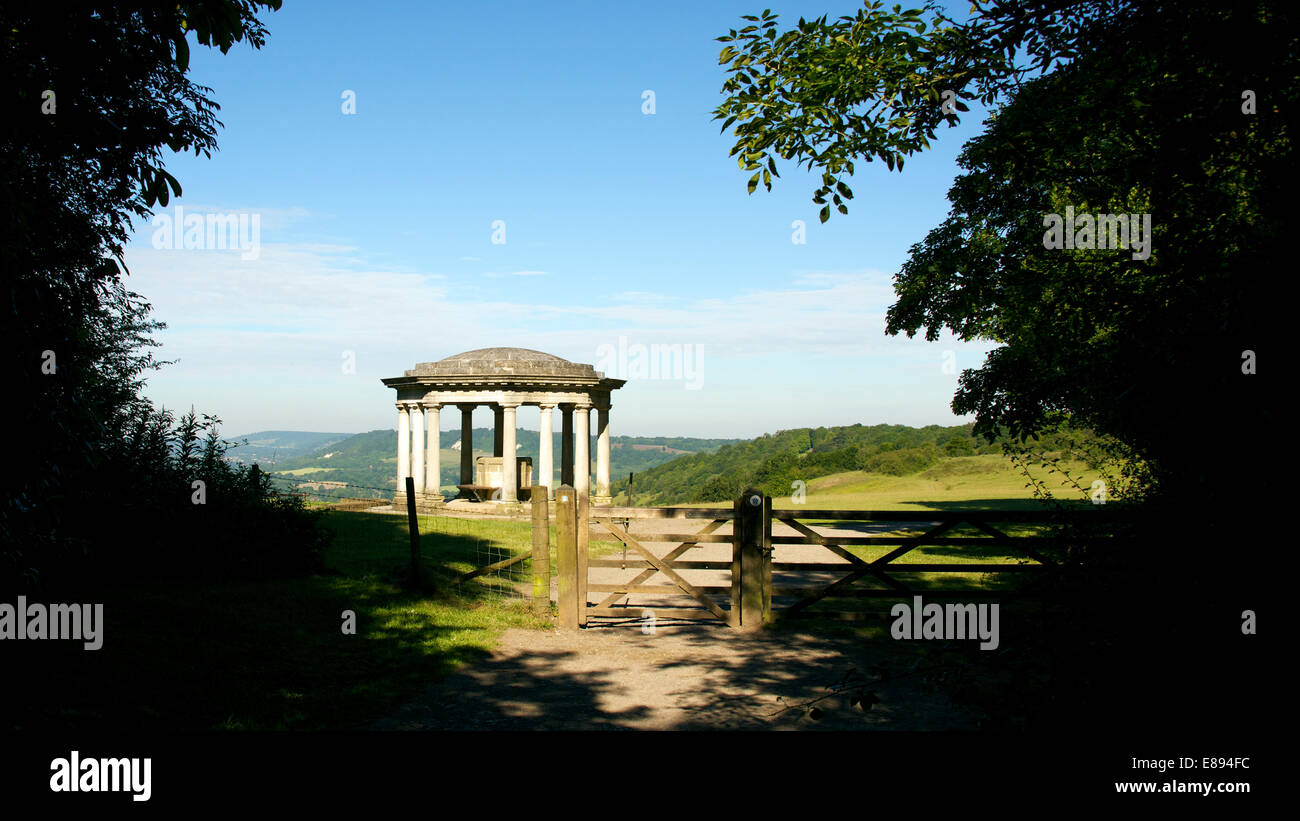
[396,403,410,493]
[560,403,574,487]
[459,404,475,485]
[410,402,425,494]
[493,405,504,457]
[574,402,591,497]
[500,402,519,503]
[538,403,555,500]
[427,404,441,499]
[595,404,611,505]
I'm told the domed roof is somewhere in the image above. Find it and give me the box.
[407,347,598,379]
[442,347,568,365]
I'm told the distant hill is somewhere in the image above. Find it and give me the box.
[264,429,740,499]
[224,431,354,468]
[616,422,1100,505]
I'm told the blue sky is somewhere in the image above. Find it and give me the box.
[124,0,998,438]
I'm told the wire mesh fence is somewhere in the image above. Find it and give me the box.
[273,480,538,603]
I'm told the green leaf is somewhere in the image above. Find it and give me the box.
[747,172,761,194]
[819,204,830,223]
[162,170,183,198]
[173,33,191,72]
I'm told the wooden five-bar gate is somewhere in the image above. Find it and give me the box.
[537,485,1129,630]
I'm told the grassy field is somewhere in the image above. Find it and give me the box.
[4,509,554,732]
[792,455,1102,510]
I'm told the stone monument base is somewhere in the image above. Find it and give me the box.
[442,497,525,516]
[392,490,447,513]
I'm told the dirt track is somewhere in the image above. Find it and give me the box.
[370,621,981,731]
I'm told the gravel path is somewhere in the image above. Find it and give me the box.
[370,622,981,731]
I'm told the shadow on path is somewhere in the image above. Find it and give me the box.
[370,621,981,731]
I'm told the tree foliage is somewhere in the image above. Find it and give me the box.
[713,1,1124,220]
[1,2,297,592]
[715,0,1290,502]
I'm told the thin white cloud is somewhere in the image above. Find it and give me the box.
[125,242,988,361]
[121,241,995,434]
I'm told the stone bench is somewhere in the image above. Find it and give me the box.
[456,484,534,502]
[456,484,497,501]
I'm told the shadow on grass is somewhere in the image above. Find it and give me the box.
[0,510,550,732]
[9,510,1224,735]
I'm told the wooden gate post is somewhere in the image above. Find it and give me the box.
[530,486,551,614]
[737,488,768,631]
[577,490,590,626]
[555,485,579,629]
[761,492,772,622]
[730,495,743,629]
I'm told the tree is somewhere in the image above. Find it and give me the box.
[896,14,1286,497]
[713,0,1286,734]
[1,3,285,590]
[714,0,1290,503]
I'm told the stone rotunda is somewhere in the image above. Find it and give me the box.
[382,348,626,510]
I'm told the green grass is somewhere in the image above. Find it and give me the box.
[4,510,553,732]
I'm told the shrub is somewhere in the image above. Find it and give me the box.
[862,445,941,476]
